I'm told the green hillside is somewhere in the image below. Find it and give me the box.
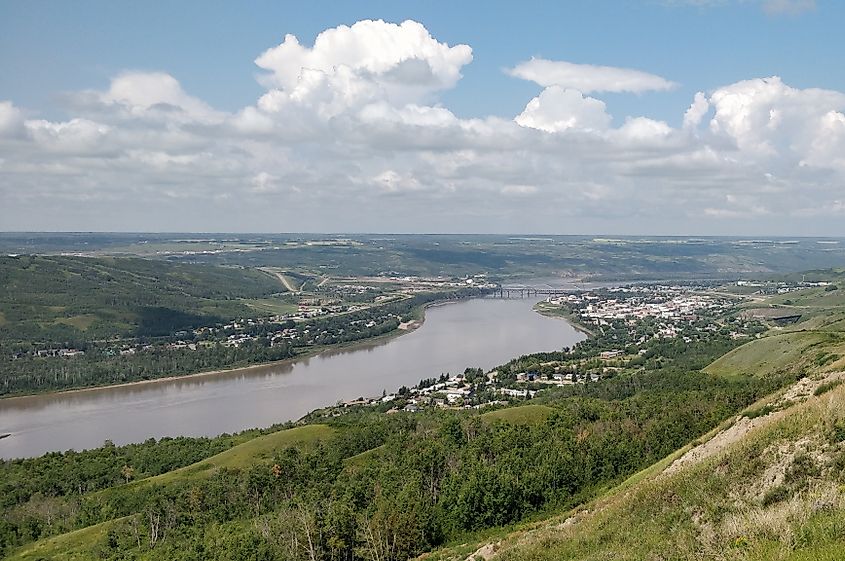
[704,331,845,379]
[431,372,845,561]
[144,424,334,485]
[0,255,284,343]
[423,290,845,561]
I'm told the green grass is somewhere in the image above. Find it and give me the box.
[704,331,833,378]
[8,519,117,561]
[53,314,97,331]
[198,424,332,469]
[344,444,386,468]
[814,379,844,396]
[7,426,334,560]
[147,425,334,485]
[481,404,555,425]
[0,255,285,343]
[243,298,299,315]
[768,287,845,308]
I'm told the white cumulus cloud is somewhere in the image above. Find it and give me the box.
[0,101,27,138]
[254,19,472,115]
[706,76,845,163]
[68,72,222,123]
[515,86,611,133]
[508,58,677,94]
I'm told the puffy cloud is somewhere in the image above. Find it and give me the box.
[803,110,845,171]
[25,118,112,154]
[0,101,27,138]
[612,117,674,145]
[68,72,222,123]
[683,91,710,129]
[508,58,677,94]
[515,86,611,133]
[3,20,845,235]
[254,19,472,115]
[706,76,845,164]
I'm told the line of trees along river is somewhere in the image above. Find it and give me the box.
[0,289,482,397]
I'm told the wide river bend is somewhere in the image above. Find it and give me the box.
[0,297,584,459]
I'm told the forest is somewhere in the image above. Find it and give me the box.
[0,334,793,560]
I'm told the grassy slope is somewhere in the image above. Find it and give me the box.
[0,255,284,343]
[480,404,556,425]
[703,331,836,378]
[10,520,117,561]
[132,424,333,486]
[707,287,845,380]
[431,375,845,561]
[6,425,334,561]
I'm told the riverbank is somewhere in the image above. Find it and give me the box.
[0,299,459,403]
[1,296,587,459]
[533,301,596,337]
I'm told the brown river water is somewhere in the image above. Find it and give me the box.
[0,297,584,459]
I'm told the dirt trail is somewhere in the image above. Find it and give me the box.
[274,272,298,292]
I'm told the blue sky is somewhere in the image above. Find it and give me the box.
[1,1,844,234]
[3,1,840,123]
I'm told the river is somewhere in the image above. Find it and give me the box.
[0,297,584,459]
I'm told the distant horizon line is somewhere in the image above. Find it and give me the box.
[1,231,844,240]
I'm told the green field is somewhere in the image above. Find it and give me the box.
[481,404,556,425]
[10,520,116,561]
[767,286,845,308]
[6,233,845,281]
[707,286,845,380]
[242,297,299,316]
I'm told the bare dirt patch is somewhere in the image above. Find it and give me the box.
[664,372,844,476]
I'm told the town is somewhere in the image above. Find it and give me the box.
[315,282,771,417]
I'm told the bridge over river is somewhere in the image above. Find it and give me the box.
[491,285,577,298]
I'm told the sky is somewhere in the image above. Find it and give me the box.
[1,0,844,235]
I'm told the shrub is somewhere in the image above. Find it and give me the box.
[814,379,843,396]
[762,485,790,507]
[745,404,776,419]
